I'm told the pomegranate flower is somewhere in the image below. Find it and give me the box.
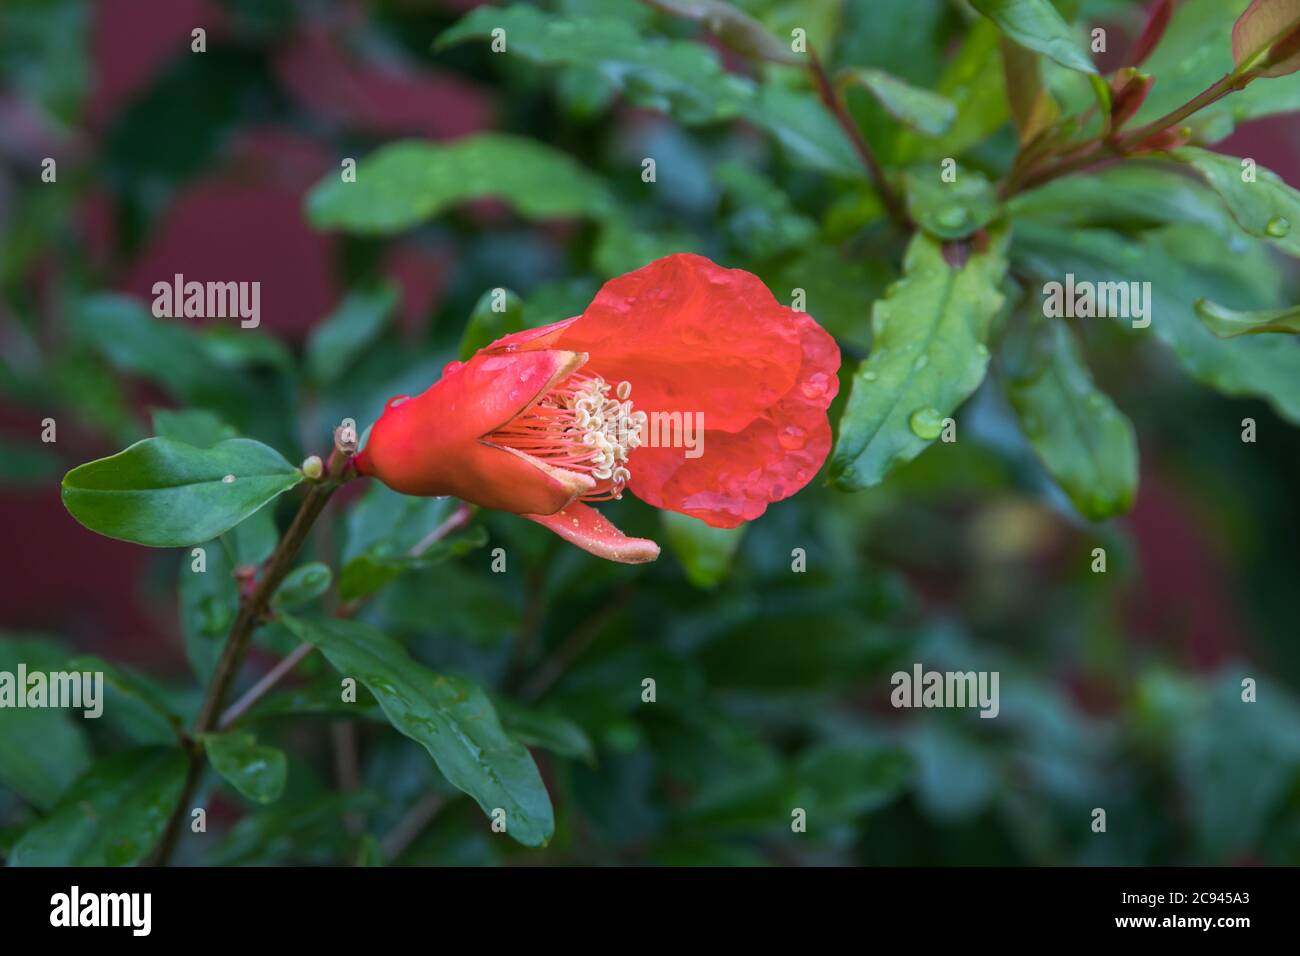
[355,254,840,563]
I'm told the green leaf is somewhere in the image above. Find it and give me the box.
[271,562,333,610]
[1170,147,1300,258]
[222,505,278,567]
[305,284,397,385]
[281,615,555,847]
[151,408,237,448]
[61,437,302,547]
[179,541,237,683]
[971,0,1096,74]
[1007,161,1238,232]
[646,0,802,65]
[1232,0,1300,76]
[903,167,1002,239]
[68,655,184,745]
[8,747,187,866]
[74,295,227,405]
[893,20,1009,161]
[1195,298,1300,336]
[494,698,596,762]
[830,230,1009,490]
[839,68,956,136]
[459,287,525,361]
[342,484,460,562]
[743,84,862,179]
[307,134,614,235]
[661,511,747,589]
[201,732,288,804]
[437,4,753,126]
[1133,0,1300,140]
[338,525,487,602]
[1010,220,1300,422]
[0,637,92,810]
[1003,318,1138,519]
[1000,35,1059,144]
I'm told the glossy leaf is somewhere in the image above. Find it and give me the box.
[8,748,187,866]
[281,615,555,847]
[971,0,1097,74]
[1007,161,1237,232]
[1003,318,1139,519]
[1010,220,1300,423]
[904,167,1002,240]
[202,732,288,804]
[61,437,302,547]
[830,230,1009,490]
[1195,299,1300,336]
[307,134,614,234]
[1171,147,1300,258]
[839,68,956,136]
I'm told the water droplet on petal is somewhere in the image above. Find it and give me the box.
[1265,215,1291,237]
[800,371,830,399]
[386,395,411,410]
[777,425,807,450]
[908,407,945,440]
[222,474,237,484]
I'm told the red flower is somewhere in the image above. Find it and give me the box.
[355,254,840,562]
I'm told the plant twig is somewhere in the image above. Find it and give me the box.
[148,445,353,866]
[380,792,448,863]
[216,501,476,728]
[807,48,908,227]
[1002,70,1255,198]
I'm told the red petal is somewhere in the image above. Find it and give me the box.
[627,312,840,527]
[358,348,592,514]
[552,254,805,433]
[524,502,660,564]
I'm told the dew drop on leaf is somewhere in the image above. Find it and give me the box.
[908,407,945,440]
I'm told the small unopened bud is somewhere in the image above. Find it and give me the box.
[301,455,324,480]
[335,418,359,456]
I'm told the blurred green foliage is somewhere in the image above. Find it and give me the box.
[2,0,1300,867]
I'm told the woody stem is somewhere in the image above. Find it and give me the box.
[149,447,353,866]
